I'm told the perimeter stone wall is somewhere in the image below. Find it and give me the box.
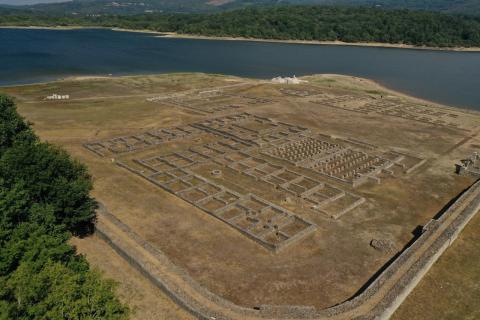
[95,174,480,320]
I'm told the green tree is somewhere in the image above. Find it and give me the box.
[0,96,35,154]
[6,261,128,320]
[0,95,128,319]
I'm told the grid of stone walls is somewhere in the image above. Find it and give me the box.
[309,149,391,186]
[264,136,343,166]
[83,112,424,220]
[83,110,473,319]
[192,112,309,147]
[312,97,464,129]
[83,113,309,157]
[264,136,392,187]
[121,151,316,252]
[280,87,323,97]
[159,92,273,115]
[84,125,203,156]
[95,178,480,320]
[220,150,365,219]
[263,135,424,188]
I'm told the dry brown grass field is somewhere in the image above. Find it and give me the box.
[3,72,480,319]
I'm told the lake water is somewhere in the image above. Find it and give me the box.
[1,28,479,109]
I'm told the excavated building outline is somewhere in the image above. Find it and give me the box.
[84,112,427,237]
[95,179,480,320]
[311,96,466,130]
[118,155,317,252]
[84,111,479,319]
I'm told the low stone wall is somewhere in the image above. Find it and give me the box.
[95,180,480,319]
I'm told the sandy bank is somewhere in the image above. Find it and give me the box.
[156,32,480,52]
[1,26,480,52]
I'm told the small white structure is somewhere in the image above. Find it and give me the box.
[271,75,307,85]
[46,93,70,100]
[199,89,220,95]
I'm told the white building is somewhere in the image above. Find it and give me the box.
[46,94,70,100]
[271,75,306,85]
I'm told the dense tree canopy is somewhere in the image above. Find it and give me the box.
[0,95,128,320]
[0,95,35,154]
[3,0,480,15]
[1,6,480,47]
[0,142,96,231]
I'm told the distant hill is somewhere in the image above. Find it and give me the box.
[4,0,480,15]
[348,0,480,15]
[2,5,480,48]
[232,1,480,15]
[6,0,223,14]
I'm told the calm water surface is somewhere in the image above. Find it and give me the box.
[1,28,479,109]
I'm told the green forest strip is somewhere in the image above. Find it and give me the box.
[0,95,129,319]
[1,6,480,47]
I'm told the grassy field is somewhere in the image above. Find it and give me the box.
[392,209,480,320]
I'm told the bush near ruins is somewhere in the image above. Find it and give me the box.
[0,95,129,319]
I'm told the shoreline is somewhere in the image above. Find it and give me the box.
[2,71,478,114]
[317,74,479,115]
[156,32,480,52]
[1,25,480,52]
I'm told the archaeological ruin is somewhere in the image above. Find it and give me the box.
[457,152,480,178]
[95,176,480,319]
[34,74,477,320]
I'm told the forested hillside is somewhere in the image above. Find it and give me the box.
[0,95,129,319]
[233,0,480,15]
[355,0,480,15]
[3,0,480,15]
[1,6,480,48]
[3,0,222,14]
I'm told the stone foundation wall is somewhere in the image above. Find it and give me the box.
[95,179,480,319]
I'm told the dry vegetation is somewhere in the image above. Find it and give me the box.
[3,72,480,318]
